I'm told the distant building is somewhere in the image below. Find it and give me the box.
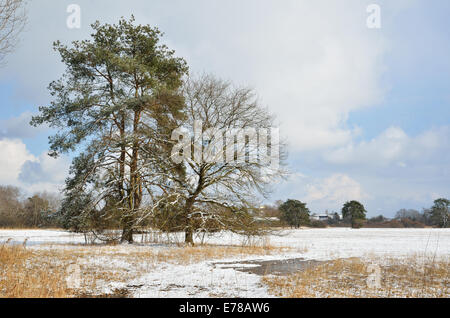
[310,211,342,221]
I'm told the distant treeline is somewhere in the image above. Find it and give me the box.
[1,184,448,230]
[0,185,61,228]
[364,209,437,228]
[260,200,449,229]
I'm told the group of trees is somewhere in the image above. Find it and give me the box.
[267,197,450,229]
[367,198,449,228]
[0,185,61,228]
[30,17,286,244]
[275,199,367,229]
[2,11,448,241]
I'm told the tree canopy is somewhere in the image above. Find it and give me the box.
[31,16,188,242]
[157,74,287,243]
[279,199,310,228]
[342,200,366,228]
[430,198,449,228]
[31,17,287,244]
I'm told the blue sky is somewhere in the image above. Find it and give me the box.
[348,1,450,139]
[0,0,448,217]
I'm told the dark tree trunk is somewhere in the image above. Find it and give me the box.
[184,197,195,245]
[130,110,143,209]
[121,226,134,243]
[183,167,204,245]
[121,110,142,244]
[119,120,125,200]
[185,227,194,245]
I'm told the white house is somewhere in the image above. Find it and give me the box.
[310,211,342,221]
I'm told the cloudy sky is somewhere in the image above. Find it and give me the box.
[0,0,448,216]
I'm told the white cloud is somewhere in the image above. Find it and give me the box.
[324,126,450,166]
[304,174,368,209]
[0,138,69,194]
[0,138,35,184]
[0,0,404,151]
[0,112,48,139]
[175,0,391,151]
[19,152,69,185]
[0,0,445,215]
[431,193,444,201]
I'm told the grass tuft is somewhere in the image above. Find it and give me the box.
[262,255,449,298]
[0,243,72,297]
[0,241,286,297]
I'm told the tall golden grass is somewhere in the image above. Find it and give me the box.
[0,241,285,298]
[0,244,72,297]
[262,255,449,298]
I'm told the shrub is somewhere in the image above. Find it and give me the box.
[400,218,425,228]
[351,218,365,229]
[310,220,327,228]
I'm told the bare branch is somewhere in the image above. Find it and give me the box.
[0,0,27,64]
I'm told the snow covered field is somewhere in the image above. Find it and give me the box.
[1,228,449,297]
[2,228,449,257]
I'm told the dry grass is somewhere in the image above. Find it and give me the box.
[0,244,72,297]
[262,255,449,298]
[0,240,287,298]
[155,244,285,264]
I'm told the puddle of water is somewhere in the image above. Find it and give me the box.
[213,258,323,276]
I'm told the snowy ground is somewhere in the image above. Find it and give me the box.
[1,228,449,297]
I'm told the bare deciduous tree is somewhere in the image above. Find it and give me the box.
[0,185,22,227]
[150,74,288,244]
[0,0,27,63]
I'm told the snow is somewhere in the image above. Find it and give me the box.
[0,229,86,245]
[130,262,269,298]
[1,228,449,297]
[267,228,449,260]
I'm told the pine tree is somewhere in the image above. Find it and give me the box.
[31,17,188,242]
[430,198,449,228]
[342,200,367,229]
[279,199,310,228]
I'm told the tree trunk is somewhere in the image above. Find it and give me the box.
[184,197,195,245]
[119,114,126,200]
[183,168,204,245]
[130,110,142,209]
[118,113,129,243]
[121,110,142,243]
[185,227,194,245]
[121,225,134,243]
[121,212,134,243]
